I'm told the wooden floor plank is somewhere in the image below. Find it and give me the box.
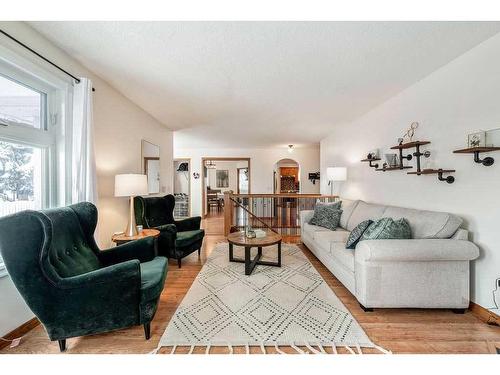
[1,211,499,354]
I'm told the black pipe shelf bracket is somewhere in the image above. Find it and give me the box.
[408,169,456,184]
[453,147,500,167]
[361,158,381,169]
[391,141,431,173]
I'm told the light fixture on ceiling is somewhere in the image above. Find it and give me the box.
[288,144,294,153]
[205,160,217,169]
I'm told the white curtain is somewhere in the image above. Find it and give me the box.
[71,78,98,204]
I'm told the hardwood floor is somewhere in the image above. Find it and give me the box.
[1,212,500,354]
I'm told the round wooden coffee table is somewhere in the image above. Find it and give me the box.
[226,230,282,275]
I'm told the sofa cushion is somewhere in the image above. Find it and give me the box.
[309,205,342,231]
[346,219,373,249]
[346,201,386,231]
[303,222,332,240]
[360,217,412,241]
[330,242,355,272]
[339,199,360,229]
[382,206,463,239]
[140,257,168,303]
[314,228,350,244]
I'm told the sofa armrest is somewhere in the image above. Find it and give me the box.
[175,217,201,231]
[300,210,314,227]
[99,237,156,266]
[355,239,479,262]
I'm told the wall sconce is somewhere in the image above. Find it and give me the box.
[288,144,294,153]
[193,172,200,179]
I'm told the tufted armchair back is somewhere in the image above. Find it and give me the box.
[43,207,101,278]
[134,195,175,228]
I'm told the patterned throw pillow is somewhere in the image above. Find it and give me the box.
[345,219,373,249]
[360,217,412,241]
[309,205,343,231]
[316,200,342,210]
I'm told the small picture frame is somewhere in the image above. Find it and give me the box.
[467,131,486,148]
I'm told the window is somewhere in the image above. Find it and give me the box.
[0,74,46,130]
[0,57,62,277]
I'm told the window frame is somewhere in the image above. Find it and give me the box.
[0,42,73,278]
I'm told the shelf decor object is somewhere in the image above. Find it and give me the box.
[407,169,456,184]
[453,146,500,167]
[391,141,431,173]
[361,157,381,168]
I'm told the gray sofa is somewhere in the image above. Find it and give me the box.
[300,199,480,311]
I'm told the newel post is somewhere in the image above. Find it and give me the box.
[223,191,233,236]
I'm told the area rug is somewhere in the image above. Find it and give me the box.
[154,243,389,354]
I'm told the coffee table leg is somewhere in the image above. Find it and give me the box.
[245,247,251,275]
[277,241,282,267]
[229,243,234,261]
[258,246,262,257]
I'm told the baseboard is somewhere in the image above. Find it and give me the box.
[0,317,39,351]
[469,302,500,326]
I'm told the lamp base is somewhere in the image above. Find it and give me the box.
[124,196,138,237]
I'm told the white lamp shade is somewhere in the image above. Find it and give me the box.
[114,174,148,197]
[326,167,347,181]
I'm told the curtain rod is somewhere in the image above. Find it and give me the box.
[0,29,95,92]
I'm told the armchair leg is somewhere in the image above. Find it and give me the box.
[452,308,466,314]
[144,323,151,340]
[58,339,66,352]
[177,259,182,268]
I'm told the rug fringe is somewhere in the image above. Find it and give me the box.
[305,342,321,354]
[373,344,392,354]
[331,342,338,354]
[274,343,287,354]
[151,341,391,355]
[344,345,356,355]
[291,342,307,354]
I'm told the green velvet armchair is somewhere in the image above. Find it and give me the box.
[134,195,205,268]
[0,202,168,352]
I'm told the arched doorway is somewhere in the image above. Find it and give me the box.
[273,158,300,194]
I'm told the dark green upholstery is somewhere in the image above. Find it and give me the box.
[134,194,205,267]
[0,202,168,348]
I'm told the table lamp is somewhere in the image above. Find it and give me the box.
[115,174,148,237]
[326,167,347,196]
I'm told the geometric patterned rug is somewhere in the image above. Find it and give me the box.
[155,243,388,354]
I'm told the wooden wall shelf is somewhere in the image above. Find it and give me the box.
[376,166,412,172]
[453,146,500,166]
[390,141,431,150]
[408,169,455,184]
[361,158,381,162]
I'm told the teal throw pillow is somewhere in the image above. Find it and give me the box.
[309,205,343,231]
[360,217,412,241]
[345,219,373,249]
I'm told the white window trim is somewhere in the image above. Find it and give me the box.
[0,40,73,278]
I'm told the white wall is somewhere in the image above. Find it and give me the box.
[0,22,173,336]
[320,32,500,312]
[174,146,321,216]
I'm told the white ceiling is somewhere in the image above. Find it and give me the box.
[28,21,500,148]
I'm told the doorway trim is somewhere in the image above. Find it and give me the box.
[201,157,251,218]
